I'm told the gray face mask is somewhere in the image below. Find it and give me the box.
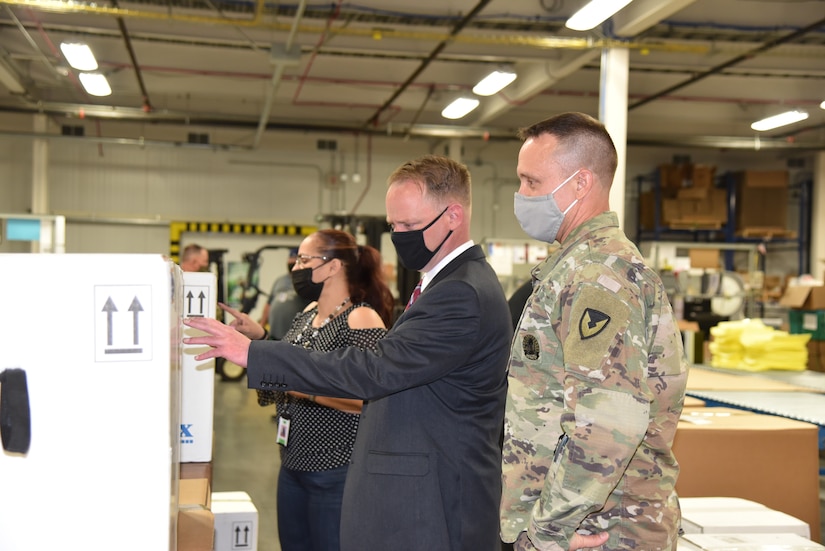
[513,169,581,243]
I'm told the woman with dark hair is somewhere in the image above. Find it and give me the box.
[220,228,394,551]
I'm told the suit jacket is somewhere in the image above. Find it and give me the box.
[247,245,513,551]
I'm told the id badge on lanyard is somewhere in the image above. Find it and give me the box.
[277,412,291,446]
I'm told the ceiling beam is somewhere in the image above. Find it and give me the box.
[611,0,698,37]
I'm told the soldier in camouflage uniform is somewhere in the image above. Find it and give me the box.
[500,112,688,551]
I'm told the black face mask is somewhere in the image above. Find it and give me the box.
[391,206,453,271]
[290,266,326,302]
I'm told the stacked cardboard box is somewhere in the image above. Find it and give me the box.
[732,170,790,235]
[641,163,726,229]
[178,478,214,551]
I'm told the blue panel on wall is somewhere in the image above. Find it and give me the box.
[6,219,41,241]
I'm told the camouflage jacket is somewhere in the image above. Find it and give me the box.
[500,212,688,551]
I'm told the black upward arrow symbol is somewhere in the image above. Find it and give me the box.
[186,290,207,315]
[128,296,144,345]
[102,297,117,345]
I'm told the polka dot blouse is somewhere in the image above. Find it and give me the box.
[257,302,386,472]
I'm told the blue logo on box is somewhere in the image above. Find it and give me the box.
[181,423,194,444]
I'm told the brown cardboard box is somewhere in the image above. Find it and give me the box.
[639,190,655,230]
[691,165,716,188]
[682,395,706,408]
[660,163,690,197]
[780,285,825,310]
[178,478,214,551]
[181,461,213,487]
[687,366,811,392]
[678,187,710,200]
[733,170,789,231]
[673,409,821,542]
[689,249,720,270]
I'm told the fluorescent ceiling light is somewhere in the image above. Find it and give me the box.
[441,97,480,120]
[60,42,98,71]
[472,70,517,96]
[750,110,809,132]
[78,73,112,97]
[565,0,633,31]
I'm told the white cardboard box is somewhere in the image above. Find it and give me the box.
[212,492,258,551]
[679,496,810,539]
[0,254,182,551]
[680,497,771,515]
[181,271,217,462]
[679,533,825,550]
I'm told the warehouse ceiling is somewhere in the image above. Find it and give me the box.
[0,0,823,149]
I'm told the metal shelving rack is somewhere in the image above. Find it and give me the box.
[634,172,812,276]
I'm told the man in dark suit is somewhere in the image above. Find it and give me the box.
[185,155,511,551]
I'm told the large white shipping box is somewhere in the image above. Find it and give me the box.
[0,254,182,551]
[180,271,216,462]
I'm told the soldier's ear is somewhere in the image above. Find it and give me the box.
[574,169,594,198]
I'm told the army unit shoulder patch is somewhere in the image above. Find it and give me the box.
[579,308,611,340]
[522,334,540,360]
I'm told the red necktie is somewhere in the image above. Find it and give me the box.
[405,280,423,311]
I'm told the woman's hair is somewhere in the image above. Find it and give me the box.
[313,229,396,326]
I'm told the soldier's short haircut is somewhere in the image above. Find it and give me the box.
[518,112,618,186]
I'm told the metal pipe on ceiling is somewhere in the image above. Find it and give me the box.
[110,0,152,112]
[251,0,307,149]
[630,15,825,111]
[0,0,707,54]
[362,0,492,129]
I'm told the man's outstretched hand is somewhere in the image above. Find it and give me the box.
[184,316,252,367]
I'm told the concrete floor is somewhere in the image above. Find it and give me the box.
[211,376,825,551]
[212,376,281,551]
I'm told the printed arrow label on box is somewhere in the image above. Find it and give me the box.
[94,285,153,362]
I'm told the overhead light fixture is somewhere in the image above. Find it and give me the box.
[78,73,112,97]
[565,0,634,31]
[441,97,480,120]
[750,110,809,131]
[60,42,98,71]
[820,99,825,110]
[472,69,517,97]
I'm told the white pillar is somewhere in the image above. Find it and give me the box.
[598,47,629,232]
[31,114,49,253]
[447,138,463,164]
[32,114,49,214]
[812,152,825,281]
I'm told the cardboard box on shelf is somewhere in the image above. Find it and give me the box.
[178,478,214,551]
[689,249,720,270]
[673,409,821,542]
[691,165,716,188]
[733,170,789,231]
[213,492,259,551]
